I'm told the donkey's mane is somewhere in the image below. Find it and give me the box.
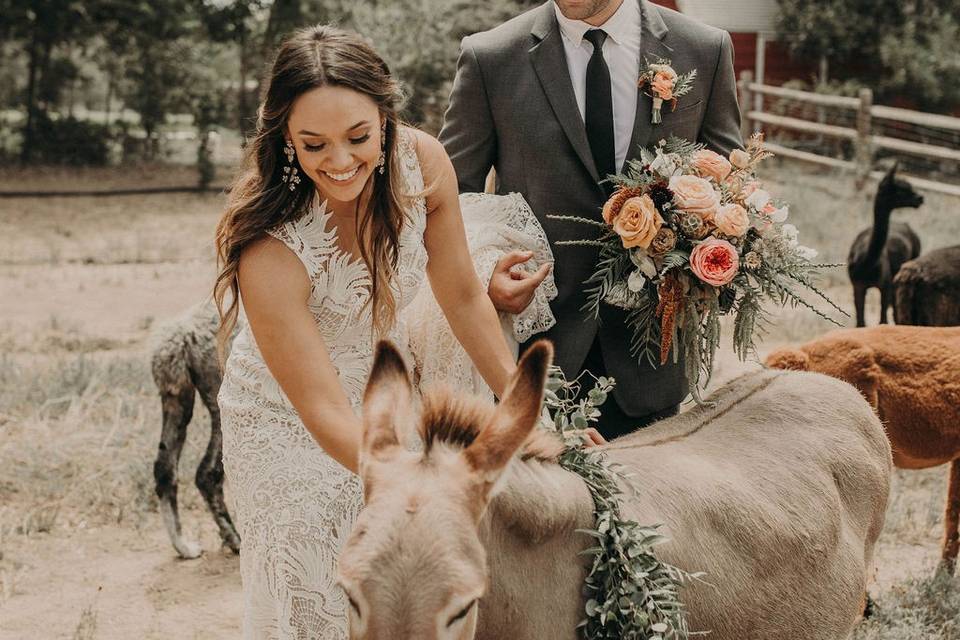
[419,386,564,462]
[420,387,491,454]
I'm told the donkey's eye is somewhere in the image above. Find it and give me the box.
[447,599,476,627]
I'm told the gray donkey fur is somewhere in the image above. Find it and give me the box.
[150,299,239,558]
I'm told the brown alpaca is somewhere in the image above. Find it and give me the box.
[766,325,960,573]
[894,245,960,326]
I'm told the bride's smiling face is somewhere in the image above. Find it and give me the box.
[286,85,383,206]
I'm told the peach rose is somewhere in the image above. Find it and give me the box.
[649,64,677,82]
[692,149,732,183]
[651,73,674,100]
[669,174,721,222]
[729,148,750,169]
[713,203,750,237]
[690,237,740,287]
[613,195,663,249]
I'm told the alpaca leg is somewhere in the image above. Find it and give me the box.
[940,459,960,575]
[879,286,891,325]
[195,397,241,554]
[854,284,867,327]
[154,386,202,559]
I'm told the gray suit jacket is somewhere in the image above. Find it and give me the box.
[439,0,743,416]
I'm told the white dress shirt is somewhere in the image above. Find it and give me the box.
[554,0,642,171]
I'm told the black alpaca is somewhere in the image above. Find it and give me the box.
[895,245,960,327]
[152,300,240,558]
[847,163,924,327]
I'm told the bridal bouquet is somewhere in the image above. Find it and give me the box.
[550,134,844,402]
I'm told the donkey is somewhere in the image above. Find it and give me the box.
[338,341,891,640]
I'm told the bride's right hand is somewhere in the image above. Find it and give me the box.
[578,428,607,447]
[487,250,552,314]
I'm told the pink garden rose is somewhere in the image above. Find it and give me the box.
[613,195,663,249]
[669,174,721,222]
[713,203,750,237]
[689,237,740,287]
[692,149,732,183]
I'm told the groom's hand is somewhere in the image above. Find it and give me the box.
[487,250,552,314]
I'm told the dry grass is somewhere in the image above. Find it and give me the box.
[0,158,957,636]
[853,571,960,640]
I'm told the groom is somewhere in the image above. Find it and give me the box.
[439,0,743,439]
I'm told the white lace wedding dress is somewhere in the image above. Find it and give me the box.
[219,134,556,639]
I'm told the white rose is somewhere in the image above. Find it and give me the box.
[627,270,647,292]
[745,189,771,211]
[630,249,658,278]
[650,151,683,177]
[797,245,818,260]
[769,205,790,223]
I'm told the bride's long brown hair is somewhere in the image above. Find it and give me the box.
[214,25,409,362]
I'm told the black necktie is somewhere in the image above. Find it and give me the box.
[584,29,616,191]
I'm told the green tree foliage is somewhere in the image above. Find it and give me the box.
[2,0,541,164]
[777,0,960,112]
[3,0,95,163]
[348,0,528,133]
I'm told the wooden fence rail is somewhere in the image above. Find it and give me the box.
[738,71,960,198]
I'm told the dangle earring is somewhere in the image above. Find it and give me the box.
[281,139,301,191]
[377,120,387,175]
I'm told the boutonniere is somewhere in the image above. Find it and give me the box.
[638,58,697,125]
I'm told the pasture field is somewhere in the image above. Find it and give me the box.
[0,161,958,639]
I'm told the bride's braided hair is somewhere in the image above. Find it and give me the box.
[214,25,409,363]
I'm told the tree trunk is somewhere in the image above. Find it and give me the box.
[238,24,250,137]
[105,68,114,124]
[20,22,42,166]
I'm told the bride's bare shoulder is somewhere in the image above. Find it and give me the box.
[404,127,452,173]
[401,126,446,163]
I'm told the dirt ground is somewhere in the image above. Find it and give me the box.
[0,162,957,639]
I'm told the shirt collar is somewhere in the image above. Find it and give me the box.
[553,0,639,48]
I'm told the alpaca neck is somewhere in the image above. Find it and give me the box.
[864,199,893,265]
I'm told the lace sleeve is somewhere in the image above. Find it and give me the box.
[458,192,557,342]
[405,193,557,400]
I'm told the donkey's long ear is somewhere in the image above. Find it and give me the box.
[362,341,412,461]
[464,340,553,486]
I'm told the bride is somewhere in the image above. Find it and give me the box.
[214,25,584,639]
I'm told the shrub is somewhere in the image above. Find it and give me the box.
[27,113,112,166]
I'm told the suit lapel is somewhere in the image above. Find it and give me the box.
[529,3,600,183]
[623,0,673,171]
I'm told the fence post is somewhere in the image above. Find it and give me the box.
[855,88,873,189]
[739,70,754,141]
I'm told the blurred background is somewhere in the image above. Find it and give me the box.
[0,1,958,638]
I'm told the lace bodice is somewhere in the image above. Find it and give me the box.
[223,133,428,411]
[219,132,429,640]
[218,129,557,639]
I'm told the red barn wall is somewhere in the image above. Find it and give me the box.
[649,0,818,86]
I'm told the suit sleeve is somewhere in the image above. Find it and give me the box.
[438,37,497,194]
[699,31,744,156]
